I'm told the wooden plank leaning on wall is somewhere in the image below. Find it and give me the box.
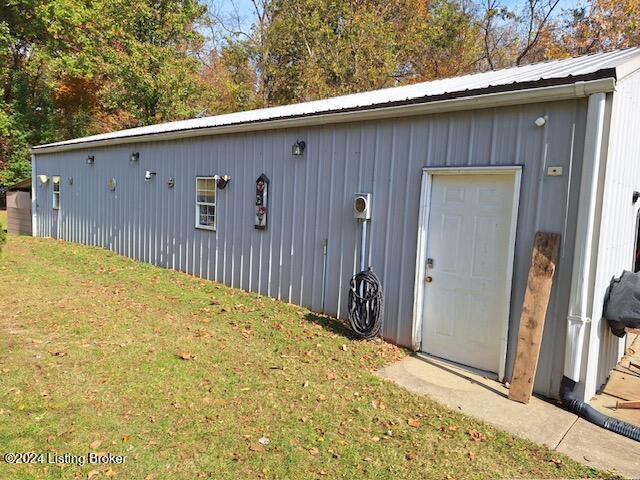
[509,232,561,404]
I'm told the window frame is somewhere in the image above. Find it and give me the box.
[195,176,217,231]
[52,175,61,210]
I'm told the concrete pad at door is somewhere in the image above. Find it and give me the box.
[376,356,577,448]
[556,418,640,478]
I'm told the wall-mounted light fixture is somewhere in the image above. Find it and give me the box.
[168,177,175,189]
[38,174,49,184]
[130,152,140,162]
[68,176,73,185]
[534,116,547,127]
[86,155,95,165]
[217,175,231,189]
[633,191,640,205]
[108,178,117,191]
[145,171,156,182]
[292,140,306,156]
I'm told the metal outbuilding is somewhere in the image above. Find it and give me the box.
[30,48,640,403]
[6,178,32,235]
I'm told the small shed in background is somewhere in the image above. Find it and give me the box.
[7,178,32,235]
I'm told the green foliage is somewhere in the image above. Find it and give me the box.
[95,0,209,124]
[0,0,212,186]
[1,0,638,187]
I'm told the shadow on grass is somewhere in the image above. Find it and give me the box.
[303,311,357,340]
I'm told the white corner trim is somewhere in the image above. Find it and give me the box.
[31,154,37,237]
[564,93,608,387]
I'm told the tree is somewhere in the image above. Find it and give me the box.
[0,0,214,186]
[561,0,640,55]
[94,0,211,126]
[407,0,484,81]
[479,0,562,70]
[213,0,484,105]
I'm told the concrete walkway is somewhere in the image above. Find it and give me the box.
[376,355,640,478]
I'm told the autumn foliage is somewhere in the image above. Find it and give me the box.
[1,0,639,185]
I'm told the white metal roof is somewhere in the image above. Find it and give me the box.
[34,48,640,152]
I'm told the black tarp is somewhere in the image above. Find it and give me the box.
[604,270,640,337]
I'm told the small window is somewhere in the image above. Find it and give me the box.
[52,175,61,210]
[195,177,216,230]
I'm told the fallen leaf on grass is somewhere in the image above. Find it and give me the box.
[249,444,265,452]
[87,470,100,479]
[90,440,102,449]
[308,447,320,456]
[467,429,486,442]
[49,350,67,357]
[258,436,270,445]
[176,352,193,360]
[317,395,327,402]
[104,468,116,477]
[550,458,562,468]
[407,418,420,428]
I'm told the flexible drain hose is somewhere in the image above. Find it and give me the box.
[560,376,640,442]
[348,269,383,339]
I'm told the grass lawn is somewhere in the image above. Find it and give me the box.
[0,209,6,229]
[0,236,616,479]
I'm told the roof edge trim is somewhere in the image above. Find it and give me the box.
[32,75,616,155]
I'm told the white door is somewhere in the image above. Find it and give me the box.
[421,173,517,374]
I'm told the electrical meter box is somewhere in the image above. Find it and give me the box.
[353,193,372,220]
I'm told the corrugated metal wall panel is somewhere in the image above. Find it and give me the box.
[33,99,588,398]
[586,72,640,399]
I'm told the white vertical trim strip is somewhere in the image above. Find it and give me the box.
[31,154,37,237]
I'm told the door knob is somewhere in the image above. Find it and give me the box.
[425,276,433,283]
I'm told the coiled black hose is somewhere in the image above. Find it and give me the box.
[348,269,383,340]
[560,376,640,442]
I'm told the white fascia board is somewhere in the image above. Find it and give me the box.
[31,78,616,155]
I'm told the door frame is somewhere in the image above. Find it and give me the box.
[411,165,522,381]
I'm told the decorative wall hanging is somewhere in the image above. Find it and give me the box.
[167,177,175,189]
[217,175,231,189]
[255,174,269,230]
[108,178,117,191]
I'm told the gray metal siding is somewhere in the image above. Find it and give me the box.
[33,99,588,398]
[587,72,640,399]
